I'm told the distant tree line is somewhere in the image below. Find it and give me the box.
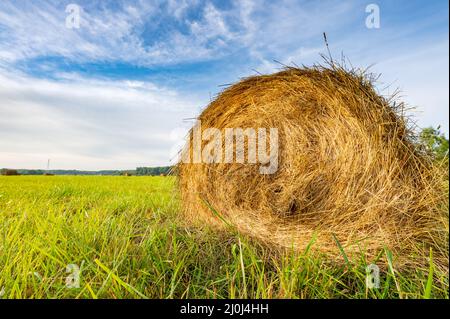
[13,169,128,176]
[1,167,173,176]
[136,166,172,176]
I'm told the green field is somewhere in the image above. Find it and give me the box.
[0,176,448,299]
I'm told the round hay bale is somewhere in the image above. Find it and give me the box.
[178,65,448,268]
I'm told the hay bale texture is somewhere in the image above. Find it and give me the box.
[178,65,448,268]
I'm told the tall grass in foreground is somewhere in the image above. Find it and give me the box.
[0,176,448,299]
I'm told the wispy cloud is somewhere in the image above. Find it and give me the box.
[0,68,201,169]
[0,0,259,66]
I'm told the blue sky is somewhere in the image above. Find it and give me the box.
[0,0,448,170]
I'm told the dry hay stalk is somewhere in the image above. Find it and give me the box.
[178,64,449,270]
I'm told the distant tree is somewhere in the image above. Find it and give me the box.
[419,126,449,161]
[135,166,171,176]
[1,169,19,175]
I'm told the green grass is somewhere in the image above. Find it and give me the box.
[0,176,448,299]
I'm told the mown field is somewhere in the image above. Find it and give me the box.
[0,176,448,299]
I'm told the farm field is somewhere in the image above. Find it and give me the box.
[0,175,448,299]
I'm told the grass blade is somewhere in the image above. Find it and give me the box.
[332,233,350,267]
[95,259,148,299]
[200,197,235,230]
[385,248,402,299]
[238,237,248,298]
[424,248,434,299]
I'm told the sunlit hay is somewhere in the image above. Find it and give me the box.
[178,64,449,271]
